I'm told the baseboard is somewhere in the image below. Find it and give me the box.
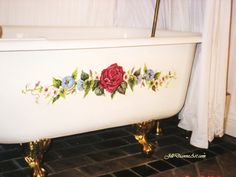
[225,112,236,137]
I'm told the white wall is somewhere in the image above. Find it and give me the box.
[226,0,236,137]
[0,0,155,28]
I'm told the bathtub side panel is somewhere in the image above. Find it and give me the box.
[0,43,196,143]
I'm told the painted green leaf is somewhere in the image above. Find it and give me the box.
[128,76,137,91]
[71,88,76,94]
[144,64,148,74]
[52,78,62,88]
[83,80,94,97]
[142,81,145,87]
[117,81,127,95]
[154,72,161,80]
[59,88,66,98]
[72,69,78,80]
[52,95,60,103]
[81,71,89,81]
[134,68,141,77]
[111,90,116,99]
[92,80,100,91]
[39,86,44,92]
[147,81,154,89]
[152,85,156,92]
[127,70,131,75]
[120,81,128,89]
[117,86,125,95]
[94,87,104,96]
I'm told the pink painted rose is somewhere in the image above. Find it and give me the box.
[100,63,125,93]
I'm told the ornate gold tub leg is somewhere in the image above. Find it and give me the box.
[133,120,156,154]
[24,139,51,177]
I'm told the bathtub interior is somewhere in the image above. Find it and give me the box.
[0,25,201,40]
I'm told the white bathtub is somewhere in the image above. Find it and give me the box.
[0,26,201,144]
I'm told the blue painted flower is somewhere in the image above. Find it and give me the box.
[61,76,75,89]
[145,69,155,81]
[77,79,84,91]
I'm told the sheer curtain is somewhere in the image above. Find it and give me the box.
[0,0,154,28]
[114,0,154,28]
[157,0,232,148]
[0,0,116,26]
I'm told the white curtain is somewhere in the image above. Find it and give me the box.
[0,0,116,26]
[114,0,154,28]
[157,0,232,148]
[0,0,154,28]
[157,0,205,32]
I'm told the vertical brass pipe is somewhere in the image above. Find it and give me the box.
[0,26,2,38]
[156,121,162,135]
[151,0,161,37]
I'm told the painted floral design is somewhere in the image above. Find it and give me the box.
[22,63,176,103]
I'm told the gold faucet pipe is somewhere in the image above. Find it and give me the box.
[151,0,161,37]
[0,26,2,38]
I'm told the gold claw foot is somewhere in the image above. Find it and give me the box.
[134,134,153,154]
[133,120,156,155]
[24,139,51,177]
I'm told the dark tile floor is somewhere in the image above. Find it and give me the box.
[0,116,236,177]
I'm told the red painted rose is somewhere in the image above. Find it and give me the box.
[100,63,125,93]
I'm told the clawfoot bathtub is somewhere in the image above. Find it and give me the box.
[0,26,201,176]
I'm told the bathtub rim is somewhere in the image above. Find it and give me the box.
[0,36,201,52]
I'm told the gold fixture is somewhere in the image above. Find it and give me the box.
[156,121,162,135]
[133,120,155,154]
[224,92,231,130]
[151,0,161,37]
[24,139,51,177]
[0,26,2,38]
